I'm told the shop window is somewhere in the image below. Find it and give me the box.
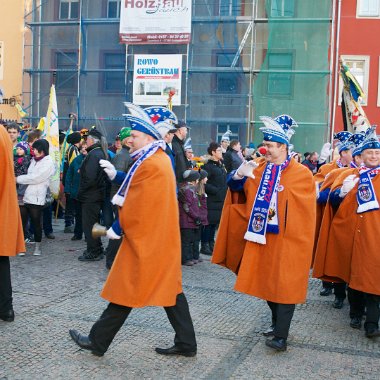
[357,0,380,17]
[107,0,121,18]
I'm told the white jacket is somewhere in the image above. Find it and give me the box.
[16,155,56,206]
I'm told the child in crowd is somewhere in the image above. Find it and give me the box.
[178,169,208,266]
[13,142,31,205]
[195,169,209,263]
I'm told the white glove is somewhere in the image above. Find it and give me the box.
[339,174,359,198]
[106,227,121,240]
[319,142,333,163]
[232,161,258,180]
[99,159,116,180]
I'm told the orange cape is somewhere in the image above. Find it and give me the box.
[212,159,316,304]
[101,149,182,307]
[0,126,25,256]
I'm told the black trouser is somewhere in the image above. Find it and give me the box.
[65,194,75,227]
[267,301,296,340]
[0,257,13,313]
[82,201,103,254]
[180,228,201,263]
[20,204,43,243]
[201,224,217,243]
[89,293,197,354]
[72,199,83,238]
[364,293,380,331]
[334,282,347,300]
[43,204,53,235]
[348,287,366,318]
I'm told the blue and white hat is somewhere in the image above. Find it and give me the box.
[125,115,162,140]
[360,126,380,152]
[351,131,367,157]
[143,106,178,125]
[259,114,298,146]
[221,130,232,142]
[334,131,353,153]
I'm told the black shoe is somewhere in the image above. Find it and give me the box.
[320,288,332,296]
[155,345,196,357]
[262,325,275,337]
[78,253,104,262]
[365,328,380,338]
[265,337,287,351]
[0,309,15,322]
[333,297,344,309]
[200,242,212,256]
[69,329,104,356]
[45,233,55,239]
[71,235,82,241]
[350,317,362,329]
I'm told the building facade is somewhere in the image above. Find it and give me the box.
[332,0,380,132]
[0,0,25,122]
[23,0,334,153]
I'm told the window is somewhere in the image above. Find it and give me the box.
[357,0,380,17]
[107,0,121,18]
[339,55,370,106]
[216,53,239,94]
[0,41,3,80]
[59,0,79,20]
[270,0,295,17]
[103,53,125,93]
[56,52,77,91]
[219,0,241,16]
[267,52,293,96]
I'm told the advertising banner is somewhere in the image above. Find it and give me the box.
[119,0,191,45]
[133,54,182,106]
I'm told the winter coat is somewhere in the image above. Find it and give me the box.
[64,154,85,200]
[223,148,243,173]
[0,126,25,256]
[203,159,227,224]
[16,155,56,206]
[178,183,208,229]
[77,143,107,203]
[171,134,191,183]
[110,146,132,198]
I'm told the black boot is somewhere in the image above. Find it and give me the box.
[209,240,215,252]
[200,242,212,256]
[69,329,104,356]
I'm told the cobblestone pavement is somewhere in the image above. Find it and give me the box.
[1,220,379,380]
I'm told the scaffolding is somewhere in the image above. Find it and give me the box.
[23,0,333,153]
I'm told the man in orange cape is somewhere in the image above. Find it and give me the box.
[314,131,353,298]
[69,107,196,357]
[314,130,380,337]
[0,124,25,322]
[212,114,316,351]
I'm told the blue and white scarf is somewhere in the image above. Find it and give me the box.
[112,140,166,207]
[356,165,380,213]
[244,157,290,244]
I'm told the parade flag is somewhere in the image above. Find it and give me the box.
[44,84,60,198]
[15,103,28,118]
[340,60,371,133]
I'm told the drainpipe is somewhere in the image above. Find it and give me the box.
[330,0,342,144]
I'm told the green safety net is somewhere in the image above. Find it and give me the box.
[252,0,332,154]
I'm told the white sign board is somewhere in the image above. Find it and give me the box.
[133,54,182,106]
[120,0,191,45]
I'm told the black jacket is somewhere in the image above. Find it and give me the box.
[77,143,107,203]
[223,148,243,173]
[171,134,191,183]
[203,159,227,225]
